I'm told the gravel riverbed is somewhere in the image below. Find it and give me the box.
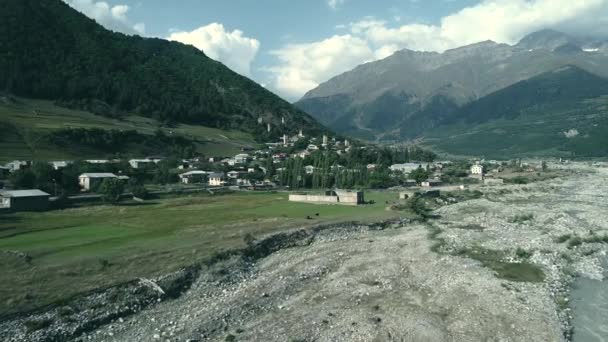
[3,162,607,342]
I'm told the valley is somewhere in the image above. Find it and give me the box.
[2,162,607,341]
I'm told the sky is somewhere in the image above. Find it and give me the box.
[64,0,608,101]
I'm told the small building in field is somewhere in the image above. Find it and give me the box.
[289,189,364,206]
[304,165,316,175]
[208,172,226,187]
[0,189,50,212]
[421,179,442,187]
[179,171,208,184]
[78,173,118,191]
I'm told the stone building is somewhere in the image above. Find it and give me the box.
[289,190,364,206]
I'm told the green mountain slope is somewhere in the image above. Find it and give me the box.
[423,66,608,158]
[0,96,258,162]
[0,0,324,141]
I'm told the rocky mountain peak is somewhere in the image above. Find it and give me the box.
[516,29,579,51]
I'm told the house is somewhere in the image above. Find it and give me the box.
[78,173,118,191]
[304,165,315,175]
[471,163,484,175]
[421,179,442,187]
[403,179,417,187]
[235,178,252,187]
[4,160,31,172]
[367,164,377,171]
[221,158,237,166]
[390,163,424,174]
[298,150,312,158]
[307,144,319,151]
[227,171,247,179]
[50,161,71,170]
[179,171,208,184]
[234,154,251,164]
[129,159,159,169]
[289,189,365,206]
[0,189,50,212]
[208,172,226,186]
[85,159,116,165]
[272,153,288,162]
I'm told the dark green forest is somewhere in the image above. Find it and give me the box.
[0,0,324,139]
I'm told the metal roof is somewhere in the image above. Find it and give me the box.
[0,189,50,198]
[79,173,117,178]
[180,171,208,176]
[208,172,225,178]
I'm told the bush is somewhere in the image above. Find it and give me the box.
[555,234,571,243]
[507,176,529,184]
[515,247,532,259]
[567,236,583,249]
[99,178,124,204]
[24,318,53,332]
[509,214,534,224]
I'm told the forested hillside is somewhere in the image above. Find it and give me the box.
[0,0,324,139]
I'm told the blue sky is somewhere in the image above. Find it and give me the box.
[65,0,608,100]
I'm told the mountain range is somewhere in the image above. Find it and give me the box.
[296,29,608,157]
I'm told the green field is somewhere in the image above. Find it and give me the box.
[0,190,405,316]
[0,97,256,162]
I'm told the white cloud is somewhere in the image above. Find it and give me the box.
[63,0,145,35]
[267,35,374,98]
[168,23,260,76]
[327,0,347,10]
[268,0,608,99]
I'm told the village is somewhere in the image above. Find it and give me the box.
[0,125,557,212]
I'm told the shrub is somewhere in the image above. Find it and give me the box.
[515,248,532,259]
[555,234,571,243]
[24,318,53,332]
[508,176,529,184]
[509,214,534,224]
[567,236,583,249]
[99,178,124,204]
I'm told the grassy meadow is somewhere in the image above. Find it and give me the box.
[0,97,256,162]
[0,190,405,316]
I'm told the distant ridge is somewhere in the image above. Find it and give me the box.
[296,29,608,156]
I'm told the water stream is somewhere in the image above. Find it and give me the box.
[571,258,608,342]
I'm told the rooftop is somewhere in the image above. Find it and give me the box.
[79,173,117,178]
[180,171,208,176]
[0,189,50,198]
